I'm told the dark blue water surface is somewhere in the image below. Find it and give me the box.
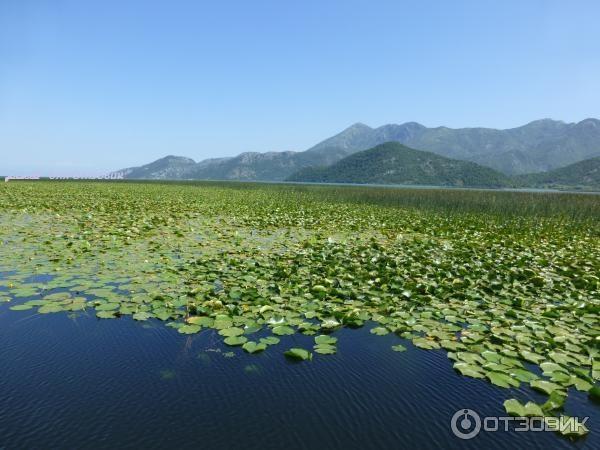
[0,299,598,449]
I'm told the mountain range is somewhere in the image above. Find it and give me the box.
[110,118,600,188]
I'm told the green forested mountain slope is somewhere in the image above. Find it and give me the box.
[287,142,510,188]
[515,156,600,190]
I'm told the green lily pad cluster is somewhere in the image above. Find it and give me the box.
[503,398,589,437]
[314,334,337,354]
[0,181,598,439]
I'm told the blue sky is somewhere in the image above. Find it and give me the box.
[1,0,599,175]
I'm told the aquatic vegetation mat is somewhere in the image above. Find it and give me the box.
[0,181,599,438]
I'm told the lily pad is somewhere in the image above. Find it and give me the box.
[95,302,120,311]
[370,327,389,336]
[96,310,116,319]
[503,399,544,417]
[38,304,64,314]
[219,327,245,337]
[314,344,336,355]
[314,335,337,345]
[260,336,280,346]
[132,311,152,321]
[520,350,544,364]
[531,379,562,395]
[272,325,294,336]
[503,399,524,416]
[391,344,407,352]
[224,335,248,346]
[486,371,520,388]
[187,316,214,327]
[284,348,312,361]
[509,368,539,383]
[178,324,201,334]
[453,362,485,379]
[9,304,33,311]
[542,390,567,412]
[242,341,267,354]
[412,338,440,350]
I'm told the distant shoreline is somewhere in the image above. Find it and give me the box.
[3,176,598,195]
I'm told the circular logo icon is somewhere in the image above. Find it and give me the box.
[451,409,481,440]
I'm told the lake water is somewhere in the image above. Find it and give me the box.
[1,296,598,449]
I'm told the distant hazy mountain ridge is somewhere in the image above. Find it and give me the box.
[110,118,600,184]
[115,155,198,180]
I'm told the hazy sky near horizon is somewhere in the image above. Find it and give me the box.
[1,0,599,175]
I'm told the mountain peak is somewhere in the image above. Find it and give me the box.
[399,121,426,129]
[346,122,372,131]
[522,118,565,127]
[305,122,374,153]
[576,118,600,128]
[158,155,196,164]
